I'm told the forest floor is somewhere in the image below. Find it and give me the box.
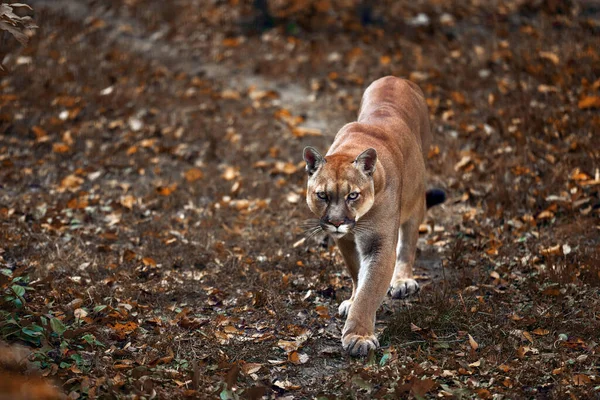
[1,0,599,399]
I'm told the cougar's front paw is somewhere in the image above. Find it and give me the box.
[338,299,353,318]
[389,278,420,299]
[342,332,379,357]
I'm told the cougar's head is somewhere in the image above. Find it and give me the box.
[303,146,377,238]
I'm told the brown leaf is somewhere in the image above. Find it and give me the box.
[241,363,262,375]
[468,334,479,351]
[60,174,84,192]
[287,351,309,365]
[184,168,204,182]
[578,96,600,109]
[541,286,561,296]
[573,374,591,385]
[315,305,330,319]
[532,328,550,336]
[291,127,322,138]
[411,378,436,397]
[142,257,156,267]
[52,143,70,153]
[124,249,137,262]
[157,184,177,196]
[109,321,138,340]
[155,348,174,366]
[120,195,135,210]
[277,340,300,353]
[539,51,559,65]
[498,364,511,372]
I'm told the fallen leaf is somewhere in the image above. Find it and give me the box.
[539,51,559,65]
[573,374,591,385]
[292,127,322,138]
[60,174,84,192]
[157,184,177,196]
[468,334,479,351]
[277,340,300,353]
[184,168,204,182]
[578,96,600,109]
[273,379,300,390]
[241,363,262,375]
[53,143,70,153]
[142,257,157,267]
[468,359,481,367]
[287,351,309,364]
[532,328,550,336]
[411,378,436,397]
[109,322,138,340]
[522,331,534,343]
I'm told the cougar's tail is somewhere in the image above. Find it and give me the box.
[426,189,446,209]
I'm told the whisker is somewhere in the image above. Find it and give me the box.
[300,219,321,229]
[303,227,322,236]
[304,226,324,241]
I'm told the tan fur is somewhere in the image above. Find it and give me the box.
[303,76,432,356]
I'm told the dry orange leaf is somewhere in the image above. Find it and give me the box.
[32,125,47,139]
[542,286,561,296]
[468,334,479,351]
[110,322,138,340]
[539,51,559,65]
[573,374,591,385]
[287,351,308,365]
[120,195,135,210]
[498,364,511,372]
[522,331,534,343]
[142,257,156,267]
[578,96,600,109]
[223,325,239,334]
[222,37,241,47]
[156,349,174,365]
[60,174,84,191]
[292,127,322,138]
[184,168,204,182]
[52,143,70,153]
[536,210,554,220]
[124,249,137,262]
[157,184,177,196]
[315,305,329,318]
[277,340,300,353]
[532,328,550,336]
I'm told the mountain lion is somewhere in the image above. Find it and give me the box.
[303,76,445,356]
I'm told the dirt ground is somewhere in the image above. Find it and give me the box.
[1,0,599,399]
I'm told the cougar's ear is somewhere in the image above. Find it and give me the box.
[303,146,325,176]
[354,148,377,176]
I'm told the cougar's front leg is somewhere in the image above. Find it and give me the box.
[341,233,396,356]
[389,204,425,299]
[335,237,360,318]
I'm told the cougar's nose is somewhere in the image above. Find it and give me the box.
[328,218,344,228]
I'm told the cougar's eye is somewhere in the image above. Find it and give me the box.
[316,191,328,200]
[347,192,360,200]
